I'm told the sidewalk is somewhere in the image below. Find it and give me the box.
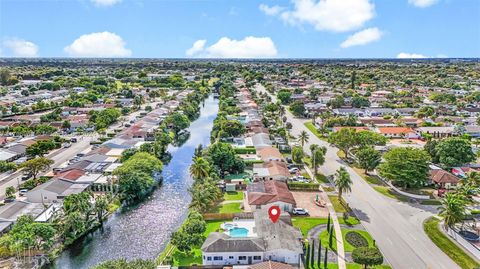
[304,165,347,269]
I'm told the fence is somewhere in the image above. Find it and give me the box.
[202,212,254,221]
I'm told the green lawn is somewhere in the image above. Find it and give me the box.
[223,191,244,201]
[316,174,329,184]
[304,121,323,139]
[208,202,242,213]
[319,228,337,251]
[292,217,329,237]
[165,220,225,266]
[424,217,480,269]
[341,229,375,252]
[292,216,361,238]
[328,195,348,213]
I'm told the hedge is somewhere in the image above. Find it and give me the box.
[235,148,256,154]
[345,231,369,248]
[287,182,320,191]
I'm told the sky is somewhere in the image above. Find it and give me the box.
[0,0,479,58]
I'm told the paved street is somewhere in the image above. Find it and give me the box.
[0,136,96,200]
[256,84,459,269]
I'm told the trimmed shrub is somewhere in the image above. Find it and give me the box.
[345,231,369,248]
[287,182,320,191]
[234,147,256,154]
[352,247,383,268]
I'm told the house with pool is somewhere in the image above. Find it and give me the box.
[201,209,303,266]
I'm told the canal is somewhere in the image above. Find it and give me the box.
[50,95,219,269]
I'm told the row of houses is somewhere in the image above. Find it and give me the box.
[201,80,303,267]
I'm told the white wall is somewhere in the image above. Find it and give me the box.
[264,249,301,265]
[202,252,264,266]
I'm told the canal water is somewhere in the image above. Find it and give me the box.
[51,95,219,269]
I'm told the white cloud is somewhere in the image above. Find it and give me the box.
[186,36,278,58]
[340,27,382,48]
[2,38,39,57]
[259,4,285,16]
[91,0,122,7]
[396,52,427,58]
[408,0,439,8]
[186,40,206,57]
[268,0,375,32]
[64,32,132,57]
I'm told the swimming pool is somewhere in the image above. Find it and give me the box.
[228,227,249,237]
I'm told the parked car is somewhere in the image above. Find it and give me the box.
[63,142,71,148]
[285,157,293,164]
[19,189,28,196]
[289,167,299,174]
[70,137,78,143]
[4,197,15,203]
[21,173,32,181]
[292,208,309,215]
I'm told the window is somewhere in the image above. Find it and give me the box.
[239,256,247,260]
[213,256,223,261]
[253,256,261,260]
[207,257,212,261]
[229,256,234,259]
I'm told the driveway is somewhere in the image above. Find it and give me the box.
[255,84,460,269]
[292,191,329,217]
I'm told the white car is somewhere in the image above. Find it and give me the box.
[292,208,309,215]
[289,167,299,174]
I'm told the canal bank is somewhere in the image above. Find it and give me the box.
[50,95,219,269]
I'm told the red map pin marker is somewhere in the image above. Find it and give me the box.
[268,205,281,223]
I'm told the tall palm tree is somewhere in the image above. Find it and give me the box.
[334,167,352,200]
[439,193,466,230]
[298,130,310,147]
[189,157,210,180]
[309,144,326,175]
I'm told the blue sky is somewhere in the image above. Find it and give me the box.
[0,0,479,58]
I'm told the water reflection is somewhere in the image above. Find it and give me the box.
[50,95,219,269]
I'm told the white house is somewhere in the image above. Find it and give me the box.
[201,209,303,266]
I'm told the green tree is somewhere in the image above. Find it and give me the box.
[298,130,310,147]
[378,147,431,189]
[207,142,244,176]
[328,128,357,159]
[34,124,57,135]
[355,147,381,174]
[164,112,190,136]
[435,137,475,168]
[310,144,326,175]
[62,120,71,130]
[94,195,109,224]
[219,119,246,138]
[290,101,305,117]
[439,193,467,230]
[92,259,156,269]
[20,157,54,182]
[114,152,163,203]
[0,161,16,173]
[335,166,352,200]
[351,96,370,108]
[189,156,211,180]
[277,90,292,104]
[352,247,384,269]
[292,146,305,164]
[5,186,15,199]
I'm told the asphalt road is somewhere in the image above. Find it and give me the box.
[255,84,460,269]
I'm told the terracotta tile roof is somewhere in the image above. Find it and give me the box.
[378,127,414,134]
[250,261,294,269]
[265,161,290,177]
[257,147,283,161]
[430,169,460,184]
[54,168,86,182]
[248,180,296,206]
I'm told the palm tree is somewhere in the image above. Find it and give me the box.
[309,144,326,175]
[334,167,352,200]
[189,157,210,180]
[298,130,310,147]
[438,193,466,230]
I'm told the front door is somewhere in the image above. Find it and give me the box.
[248,256,252,264]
